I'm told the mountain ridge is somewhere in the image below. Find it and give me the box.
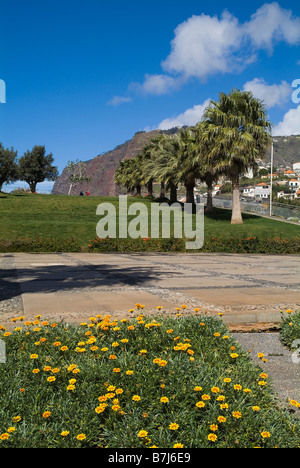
[52,130,300,196]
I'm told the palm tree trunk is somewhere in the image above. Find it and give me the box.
[205,176,213,214]
[147,180,153,197]
[185,176,195,204]
[160,181,165,198]
[169,182,177,202]
[136,184,141,196]
[231,173,243,224]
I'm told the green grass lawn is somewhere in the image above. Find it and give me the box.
[0,193,299,252]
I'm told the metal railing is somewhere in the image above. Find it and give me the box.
[209,197,300,221]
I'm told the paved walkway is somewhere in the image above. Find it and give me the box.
[1,252,299,414]
[1,252,299,326]
[233,332,300,416]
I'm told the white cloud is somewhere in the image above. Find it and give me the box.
[134,3,300,96]
[245,2,300,51]
[107,96,132,106]
[132,74,182,95]
[272,105,300,136]
[162,11,244,80]
[157,99,211,130]
[243,78,291,108]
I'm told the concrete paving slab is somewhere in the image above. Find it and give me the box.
[1,253,299,326]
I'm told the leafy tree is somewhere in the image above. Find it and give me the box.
[18,145,58,193]
[65,159,91,195]
[0,143,18,192]
[202,89,272,224]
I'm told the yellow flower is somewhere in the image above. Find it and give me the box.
[211,386,220,393]
[32,369,40,374]
[126,370,134,375]
[7,427,16,433]
[210,424,218,431]
[261,431,271,438]
[260,373,268,379]
[201,394,211,401]
[47,376,56,383]
[234,384,242,391]
[173,443,184,448]
[13,416,21,423]
[207,433,217,442]
[169,423,179,430]
[67,364,77,371]
[61,346,68,352]
[230,353,239,359]
[158,360,167,367]
[42,411,51,418]
[196,401,205,408]
[0,433,10,440]
[30,354,38,359]
[61,431,70,437]
[232,411,242,419]
[223,378,231,383]
[67,385,76,391]
[160,397,169,403]
[217,416,226,423]
[53,341,61,347]
[95,405,106,414]
[76,433,86,441]
[138,430,148,438]
[112,405,121,412]
[252,406,260,412]
[132,395,141,402]
[194,386,203,392]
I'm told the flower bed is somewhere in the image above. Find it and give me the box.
[280,310,300,350]
[1,308,299,448]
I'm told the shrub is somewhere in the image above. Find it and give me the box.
[280,309,300,350]
[1,311,299,448]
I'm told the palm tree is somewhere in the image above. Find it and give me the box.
[144,133,181,202]
[193,121,224,214]
[114,158,137,194]
[202,89,272,224]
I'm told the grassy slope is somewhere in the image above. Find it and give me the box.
[0,193,299,247]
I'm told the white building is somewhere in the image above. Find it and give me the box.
[254,183,271,199]
[243,186,254,197]
[293,162,300,174]
[289,179,300,190]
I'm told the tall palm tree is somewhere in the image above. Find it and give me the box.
[144,133,181,202]
[202,89,272,224]
[193,121,223,213]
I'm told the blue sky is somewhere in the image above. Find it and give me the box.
[1,0,300,192]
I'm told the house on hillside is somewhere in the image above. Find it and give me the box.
[284,169,297,178]
[254,183,271,200]
[289,179,300,191]
[243,186,254,198]
[293,162,300,174]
